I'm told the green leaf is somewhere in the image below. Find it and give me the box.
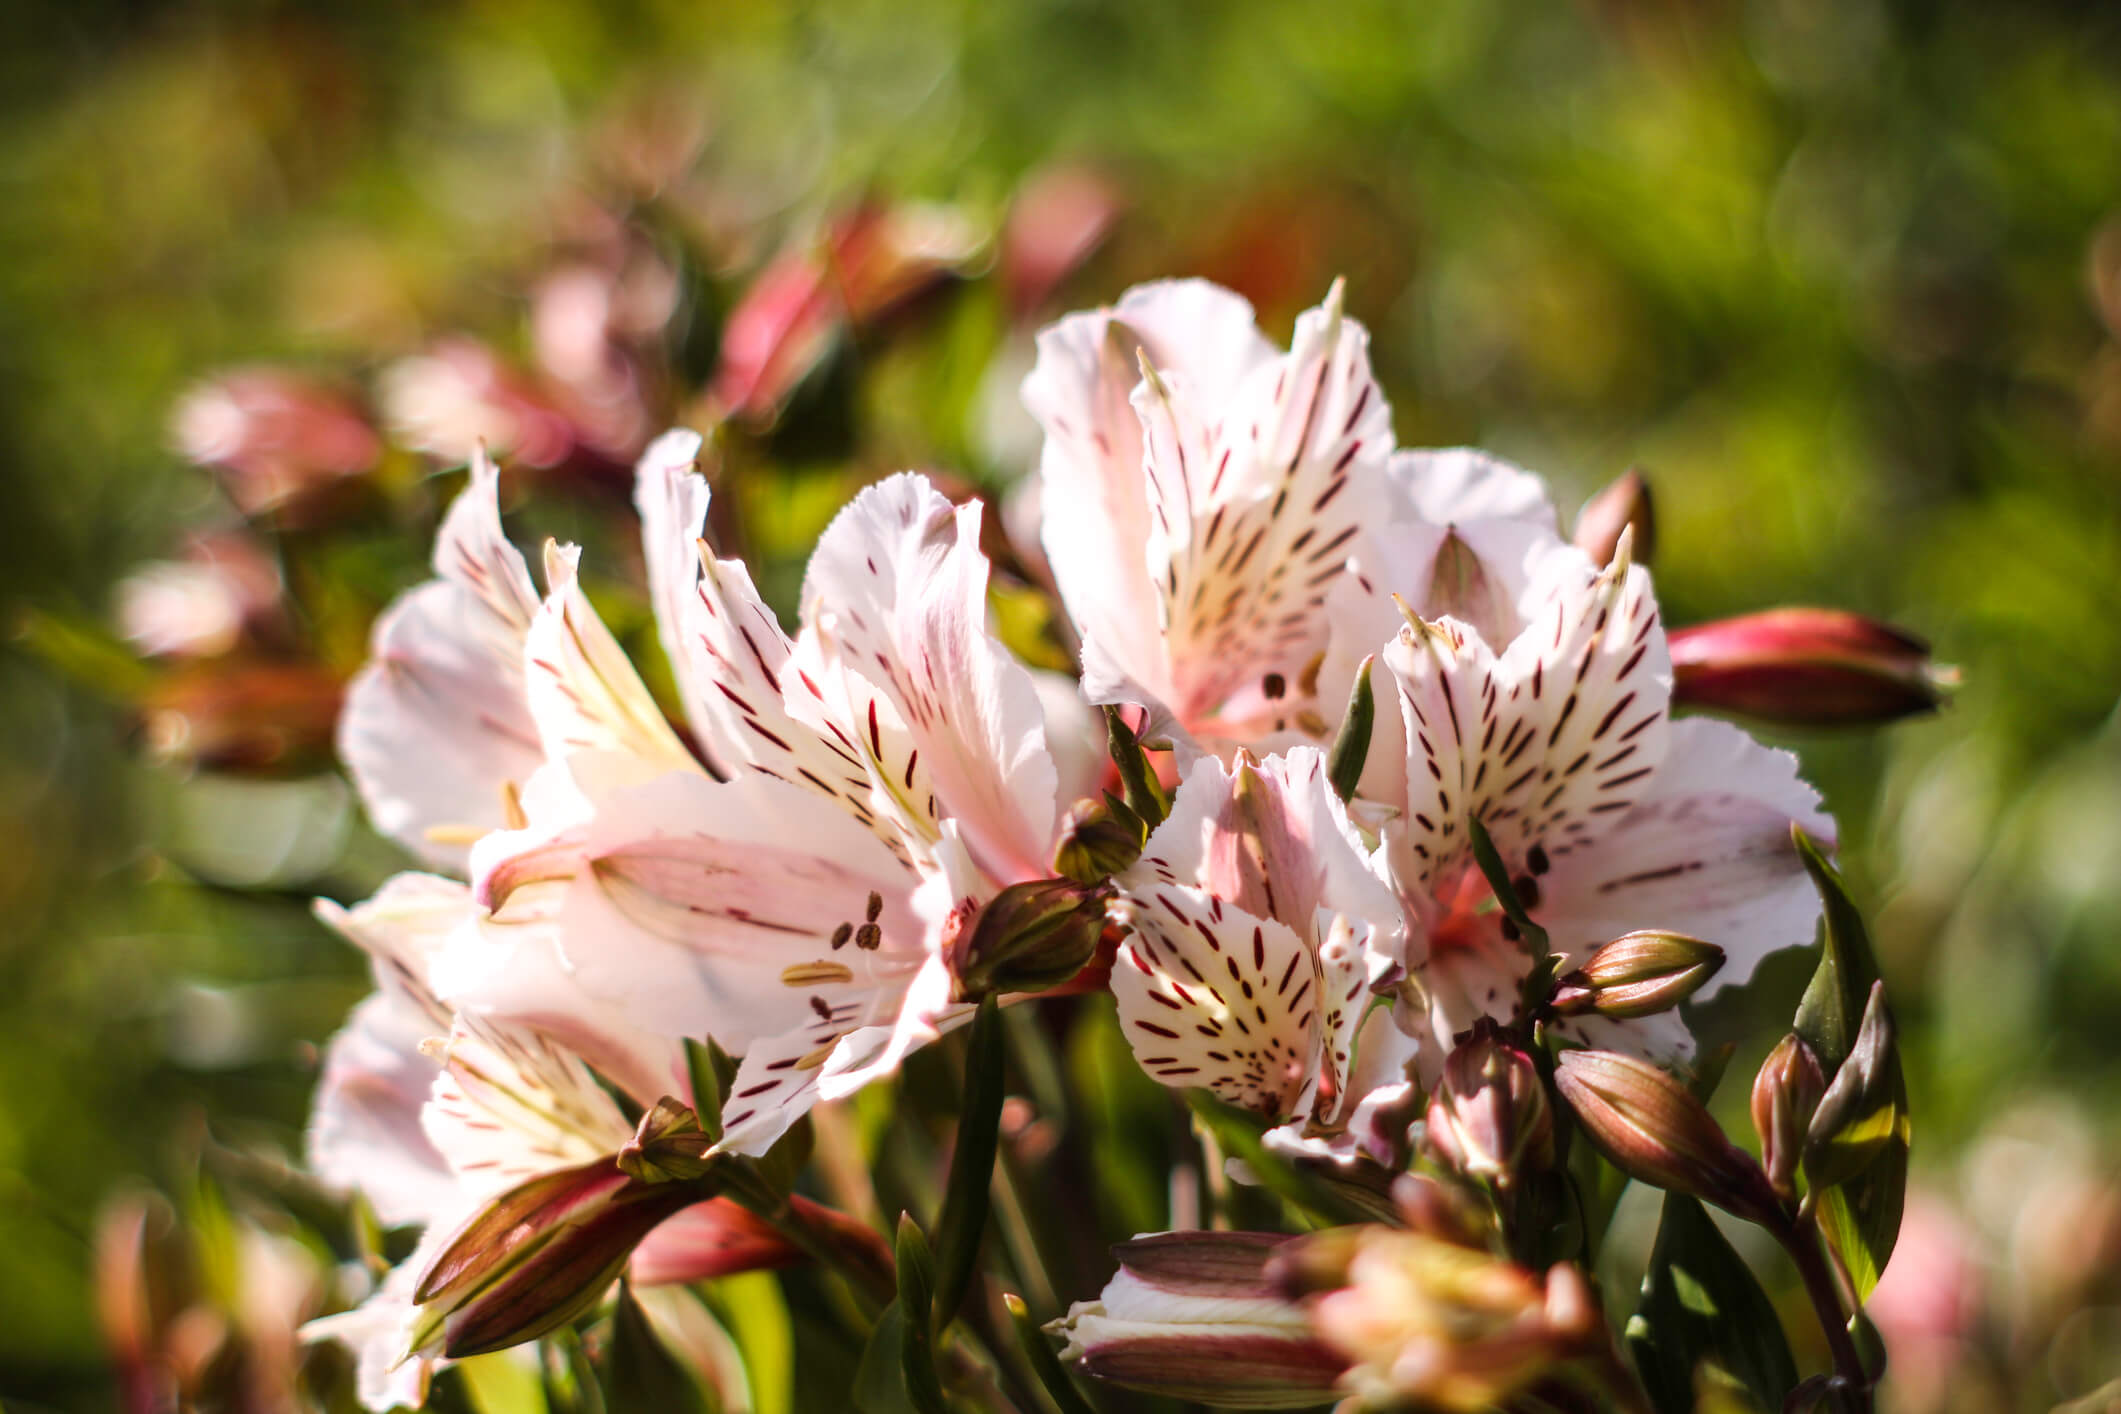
[1004,1293,1099,1414]
[895,1215,949,1414]
[685,1037,737,1146]
[1789,831,1908,1300]
[1325,654,1375,804]
[706,1271,792,1414]
[932,996,1003,1329]
[599,1283,718,1414]
[1103,706,1168,829]
[1181,1091,1373,1228]
[853,1302,920,1414]
[1625,1193,1799,1414]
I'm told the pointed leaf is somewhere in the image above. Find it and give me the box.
[895,1216,948,1414]
[599,1283,718,1414]
[1004,1293,1099,1414]
[1625,1193,1799,1414]
[1789,832,1908,1300]
[932,997,1004,1329]
[1324,655,1375,803]
[1104,706,1168,829]
[686,1038,738,1146]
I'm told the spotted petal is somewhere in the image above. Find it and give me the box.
[1026,280,1278,717]
[421,1014,635,1201]
[1535,717,1833,998]
[1138,286,1394,741]
[795,473,1059,883]
[1111,884,1322,1118]
[471,768,926,1049]
[338,448,543,870]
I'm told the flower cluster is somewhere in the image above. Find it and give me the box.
[302,278,1928,1411]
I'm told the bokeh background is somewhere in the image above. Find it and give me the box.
[5,0,2121,1409]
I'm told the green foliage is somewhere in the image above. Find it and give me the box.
[1626,1193,1799,1414]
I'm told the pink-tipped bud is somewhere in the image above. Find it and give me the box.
[1053,1232,1345,1407]
[1548,932,1725,1020]
[1425,1023,1553,1189]
[408,1158,708,1361]
[1668,608,1952,727]
[1573,468,1656,568]
[1553,1050,1779,1224]
[1750,1034,1826,1200]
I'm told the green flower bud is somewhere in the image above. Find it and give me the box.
[1549,932,1725,1020]
[1554,1049,1779,1224]
[947,878,1110,1001]
[1750,1034,1826,1200]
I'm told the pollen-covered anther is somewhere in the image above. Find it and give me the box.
[781,961,856,987]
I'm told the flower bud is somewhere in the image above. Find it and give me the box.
[947,878,1110,1001]
[1548,932,1725,1020]
[408,1157,709,1360]
[1052,796,1145,884]
[1053,1231,1345,1408]
[1425,1023,1553,1189]
[1668,608,1952,727]
[1573,468,1657,568]
[616,1097,717,1184]
[1750,1034,1826,1200]
[1553,1050,1779,1223]
[1281,1226,1609,1413]
[1803,981,1906,1191]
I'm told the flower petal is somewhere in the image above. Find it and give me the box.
[421,1014,634,1200]
[1110,883,1320,1118]
[795,473,1059,883]
[1535,717,1832,998]
[1026,280,1278,717]
[338,448,543,870]
[1138,286,1394,739]
[523,541,701,790]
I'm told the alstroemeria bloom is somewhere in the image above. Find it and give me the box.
[1023,279,1395,751]
[456,433,1068,1155]
[1108,747,1417,1164]
[302,875,790,1410]
[1376,536,1834,1063]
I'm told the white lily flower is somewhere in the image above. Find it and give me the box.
[1108,747,1416,1163]
[1377,534,1834,1066]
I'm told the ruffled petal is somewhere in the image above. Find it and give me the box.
[1139,286,1394,740]
[1534,717,1833,995]
[1026,281,1278,716]
[795,473,1059,883]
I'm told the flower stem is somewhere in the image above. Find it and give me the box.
[1773,1209,1872,1411]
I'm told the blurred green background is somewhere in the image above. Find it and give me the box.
[5,0,2121,1409]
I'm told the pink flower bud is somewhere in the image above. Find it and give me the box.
[1548,931,1725,1020]
[408,1158,706,1361]
[1668,608,1952,727]
[170,370,380,519]
[1425,1024,1553,1189]
[1750,1034,1826,1200]
[1572,468,1656,568]
[1053,1232,1345,1408]
[1553,1050,1779,1224]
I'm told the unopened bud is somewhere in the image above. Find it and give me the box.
[1548,932,1724,1020]
[1052,796,1145,884]
[948,878,1110,1001]
[1425,1023,1553,1189]
[616,1098,717,1184]
[1553,1050,1778,1223]
[1803,981,1906,1190]
[1750,1034,1826,1200]
[1573,468,1656,568]
[1054,1232,1343,1407]
[1668,608,1952,727]
[408,1158,709,1360]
